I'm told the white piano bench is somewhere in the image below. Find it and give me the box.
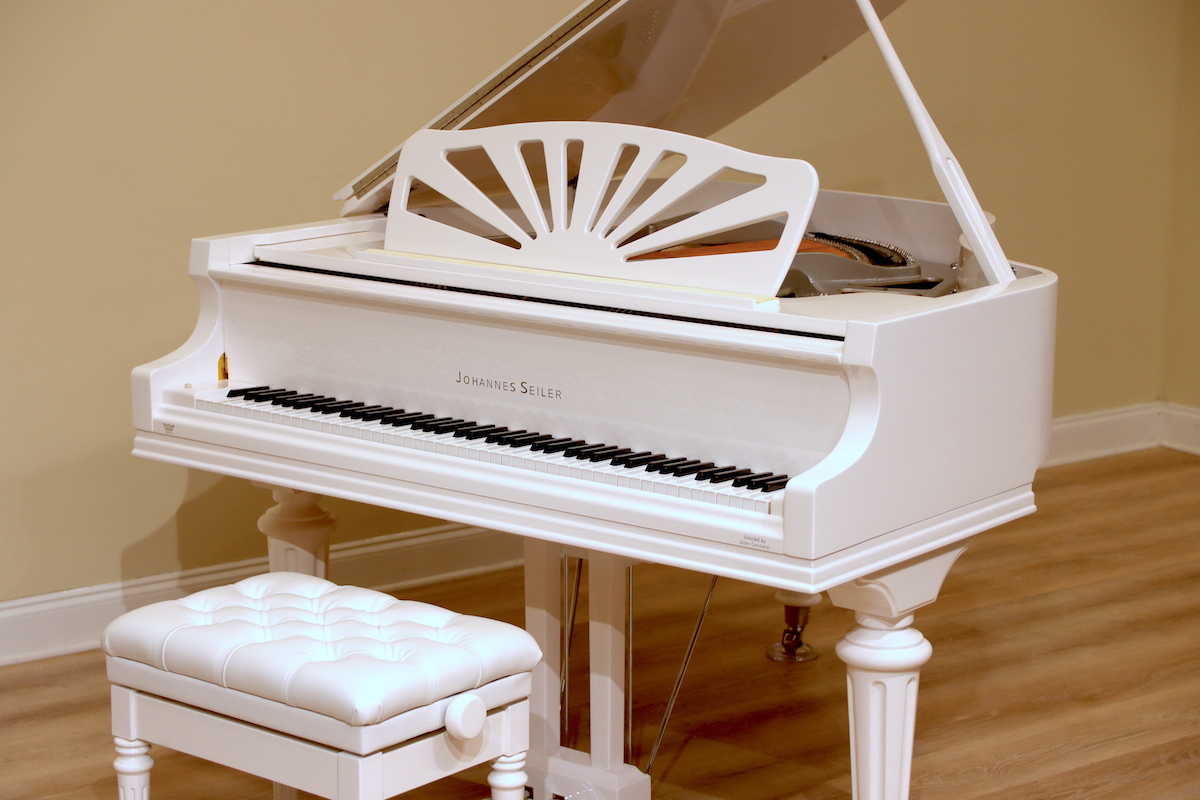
[102,572,541,800]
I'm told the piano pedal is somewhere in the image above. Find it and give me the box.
[766,589,822,663]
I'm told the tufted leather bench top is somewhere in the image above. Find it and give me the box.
[103,573,541,727]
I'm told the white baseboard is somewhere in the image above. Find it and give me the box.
[1162,403,1200,456]
[4,403,1196,666]
[1046,401,1200,466]
[0,523,522,667]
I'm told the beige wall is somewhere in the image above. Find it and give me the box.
[1166,0,1200,408]
[1,0,1195,603]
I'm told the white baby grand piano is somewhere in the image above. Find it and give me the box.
[132,0,1056,798]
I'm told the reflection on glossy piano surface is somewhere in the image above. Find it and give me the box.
[131,1,1056,798]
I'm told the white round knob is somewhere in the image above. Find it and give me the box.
[444,693,486,739]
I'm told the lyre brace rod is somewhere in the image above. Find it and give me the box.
[854,0,1015,288]
[560,557,583,744]
[646,575,719,776]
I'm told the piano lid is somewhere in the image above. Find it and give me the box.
[336,0,905,216]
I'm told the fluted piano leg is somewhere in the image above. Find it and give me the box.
[836,613,931,800]
[254,484,335,577]
[826,540,973,800]
[113,737,152,800]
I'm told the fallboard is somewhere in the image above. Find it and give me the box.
[216,276,850,478]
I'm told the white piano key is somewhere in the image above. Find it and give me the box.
[194,391,783,515]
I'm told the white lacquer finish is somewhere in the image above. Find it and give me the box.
[106,574,540,800]
[524,540,651,800]
[255,484,335,576]
[828,541,973,800]
[113,737,152,800]
[134,205,1055,568]
[387,122,818,299]
[853,0,1012,289]
[131,8,1058,791]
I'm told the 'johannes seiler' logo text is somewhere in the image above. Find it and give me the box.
[455,371,562,400]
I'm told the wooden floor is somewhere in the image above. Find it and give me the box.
[4,448,1199,799]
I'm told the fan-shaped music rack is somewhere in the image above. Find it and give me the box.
[383,121,819,299]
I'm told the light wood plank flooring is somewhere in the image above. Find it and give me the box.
[3,448,1198,799]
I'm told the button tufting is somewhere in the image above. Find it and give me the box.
[103,573,541,726]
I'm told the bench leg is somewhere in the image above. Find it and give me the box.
[489,752,528,800]
[114,737,152,800]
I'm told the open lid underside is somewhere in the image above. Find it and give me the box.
[336,0,1014,290]
[337,0,905,216]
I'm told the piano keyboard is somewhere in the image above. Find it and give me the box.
[195,386,789,515]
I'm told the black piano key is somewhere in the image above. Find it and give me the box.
[695,465,737,481]
[647,457,689,474]
[531,437,573,452]
[637,455,677,472]
[267,391,302,405]
[487,429,528,444]
[283,395,331,410]
[384,412,432,427]
[542,439,586,454]
[563,442,603,458]
[506,432,553,448]
[426,419,477,434]
[270,392,308,406]
[316,400,358,414]
[676,462,716,477]
[577,445,619,460]
[610,451,651,467]
[393,417,436,429]
[245,388,292,401]
[571,447,613,460]
[409,416,454,432]
[227,385,271,398]
[456,424,506,439]
[733,472,774,488]
[623,452,667,469]
[336,403,369,417]
[359,407,400,421]
[663,459,703,476]
[344,405,386,419]
[408,415,449,431]
[493,429,537,445]
[306,397,342,410]
[759,475,789,492]
[709,468,753,484]
[589,447,631,463]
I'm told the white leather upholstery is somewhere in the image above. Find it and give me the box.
[103,572,541,727]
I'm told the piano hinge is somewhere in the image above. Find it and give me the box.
[217,353,229,381]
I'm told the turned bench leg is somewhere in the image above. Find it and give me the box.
[114,737,152,800]
[489,752,528,800]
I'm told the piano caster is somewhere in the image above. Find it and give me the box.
[766,589,822,663]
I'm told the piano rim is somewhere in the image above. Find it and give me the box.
[132,427,1036,595]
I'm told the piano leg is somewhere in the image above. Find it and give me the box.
[524,540,651,800]
[826,540,974,800]
[253,484,335,577]
[253,484,335,800]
